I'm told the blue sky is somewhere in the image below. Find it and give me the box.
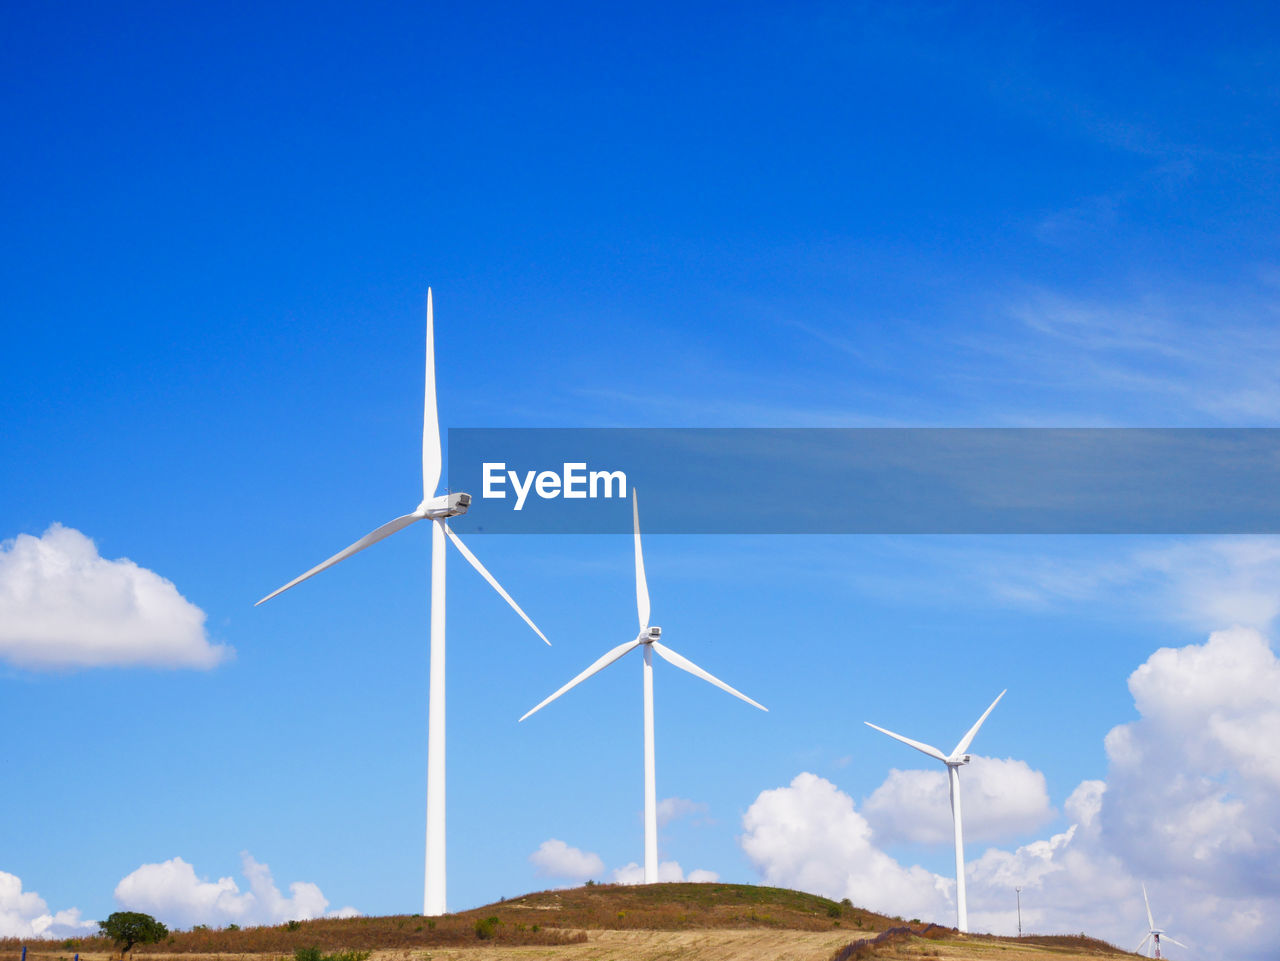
[3,3,1280,959]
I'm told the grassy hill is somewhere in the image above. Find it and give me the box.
[5,882,1134,961]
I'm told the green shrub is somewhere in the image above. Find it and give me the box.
[474,917,499,940]
[294,948,369,961]
[827,903,842,918]
[286,921,302,932]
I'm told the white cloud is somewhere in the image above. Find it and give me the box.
[1101,627,1280,892]
[740,630,1280,960]
[739,772,951,921]
[923,536,1280,633]
[0,525,230,670]
[0,870,96,939]
[863,756,1054,844]
[972,282,1280,425]
[528,840,605,881]
[114,853,353,928]
[1129,540,1280,630]
[611,861,718,884]
[967,631,1280,959]
[657,797,708,827]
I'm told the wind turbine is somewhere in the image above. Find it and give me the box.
[1137,883,1188,958]
[256,289,550,916]
[519,490,767,883]
[865,690,1006,933]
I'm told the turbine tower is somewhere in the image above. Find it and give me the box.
[865,690,1006,933]
[1137,883,1188,958]
[520,490,767,883]
[256,290,550,916]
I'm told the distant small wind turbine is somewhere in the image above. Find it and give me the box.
[520,490,767,883]
[1137,883,1188,958]
[256,290,550,916]
[865,690,1006,933]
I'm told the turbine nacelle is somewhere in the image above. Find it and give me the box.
[417,491,472,519]
[640,625,662,643]
[946,753,973,766]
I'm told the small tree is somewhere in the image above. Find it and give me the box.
[99,912,169,954]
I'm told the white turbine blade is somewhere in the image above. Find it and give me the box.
[443,523,550,645]
[864,721,948,762]
[519,639,641,721]
[1136,933,1151,953]
[1143,882,1155,931]
[633,489,650,630]
[1164,936,1188,949]
[650,640,767,711]
[422,288,442,499]
[952,689,1007,757]
[256,512,421,605]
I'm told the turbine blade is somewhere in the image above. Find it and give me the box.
[952,689,1007,757]
[444,523,550,645]
[1143,882,1155,931]
[1136,933,1151,953]
[256,512,421,605]
[1164,936,1188,949]
[422,288,442,499]
[864,722,948,762]
[650,640,767,711]
[633,489,650,630]
[519,639,641,721]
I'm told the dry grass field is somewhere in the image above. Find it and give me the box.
[1,883,1135,961]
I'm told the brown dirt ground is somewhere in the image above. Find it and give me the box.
[24,932,1134,961]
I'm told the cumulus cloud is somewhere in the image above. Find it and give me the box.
[611,861,719,884]
[657,797,709,827]
[0,525,230,669]
[863,756,1054,844]
[528,837,717,887]
[114,853,354,928]
[967,631,1280,959]
[1102,627,1280,894]
[740,629,1280,960]
[740,772,951,921]
[0,871,95,939]
[529,840,605,881]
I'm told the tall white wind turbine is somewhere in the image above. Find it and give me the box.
[1136,883,1188,958]
[256,290,550,916]
[520,490,766,883]
[865,690,1006,933]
